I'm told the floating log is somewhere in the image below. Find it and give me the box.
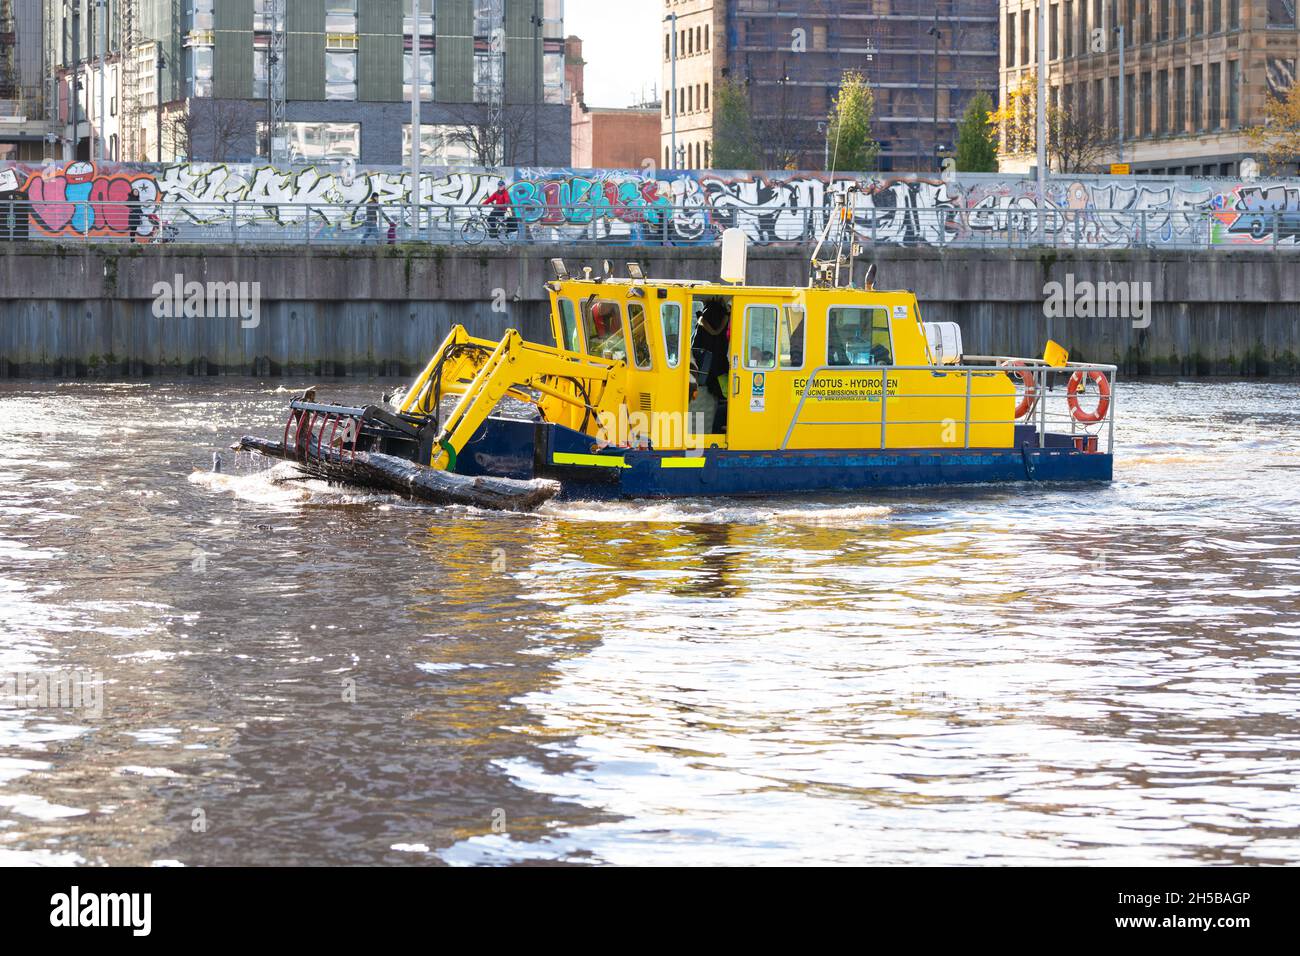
[236,436,560,512]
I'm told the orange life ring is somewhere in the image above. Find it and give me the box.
[1002,361,1038,419]
[1068,370,1111,423]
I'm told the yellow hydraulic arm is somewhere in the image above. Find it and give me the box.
[398,325,628,470]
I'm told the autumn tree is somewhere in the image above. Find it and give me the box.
[1246,82,1300,175]
[955,91,998,172]
[825,69,880,172]
[989,71,1037,158]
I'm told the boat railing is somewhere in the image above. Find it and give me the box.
[780,358,1119,454]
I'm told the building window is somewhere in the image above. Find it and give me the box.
[1191,0,1203,35]
[1228,1,1239,30]
[1269,1,1298,28]
[1140,72,1151,135]
[253,47,269,99]
[1019,12,1028,64]
[1174,66,1186,131]
[325,0,357,35]
[325,50,357,101]
[1157,69,1168,133]
[1007,12,1016,67]
[1208,61,1221,129]
[1063,1,1073,57]
[258,121,360,162]
[1108,75,1118,136]
[191,45,213,98]
[193,0,214,31]
[1050,3,1059,59]
[253,0,276,32]
[1176,0,1186,37]
[1192,64,1203,129]
[1210,0,1221,33]
[404,50,433,102]
[404,125,478,165]
[544,51,565,104]
[1228,60,1239,127]
[1125,72,1136,138]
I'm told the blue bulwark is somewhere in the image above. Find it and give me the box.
[457,419,1114,499]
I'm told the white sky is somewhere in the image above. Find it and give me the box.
[565,0,662,108]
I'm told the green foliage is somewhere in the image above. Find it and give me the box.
[826,70,880,172]
[955,91,999,172]
[711,80,760,169]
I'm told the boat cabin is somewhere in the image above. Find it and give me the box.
[543,271,1016,454]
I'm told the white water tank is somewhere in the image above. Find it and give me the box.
[720,228,748,284]
[924,322,963,365]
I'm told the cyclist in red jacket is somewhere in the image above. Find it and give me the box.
[482,184,513,239]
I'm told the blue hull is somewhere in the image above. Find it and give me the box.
[455,418,1113,500]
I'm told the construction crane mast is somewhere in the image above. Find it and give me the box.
[118,0,141,160]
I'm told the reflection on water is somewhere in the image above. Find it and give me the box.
[0,380,1298,865]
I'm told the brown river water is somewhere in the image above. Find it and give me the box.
[0,379,1297,866]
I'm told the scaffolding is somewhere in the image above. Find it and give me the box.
[268,0,285,163]
[0,0,14,102]
[118,0,142,160]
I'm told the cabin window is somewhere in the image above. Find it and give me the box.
[558,299,581,353]
[581,298,627,361]
[744,305,780,370]
[661,303,683,367]
[627,303,654,370]
[747,304,804,370]
[827,307,893,367]
[782,305,806,369]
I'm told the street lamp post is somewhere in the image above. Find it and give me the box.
[1115,14,1126,166]
[664,12,677,168]
[156,44,166,163]
[531,0,542,165]
[68,2,80,161]
[1036,0,1047,243]
[927,19,942,171]
[96,0,106,162]
[411,0,422,224]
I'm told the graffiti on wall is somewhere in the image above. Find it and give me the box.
[4,158,1300,248]
[0,161,159,238]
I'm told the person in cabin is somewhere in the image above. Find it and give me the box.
[693,299,731,432]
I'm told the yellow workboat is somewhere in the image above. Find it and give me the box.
[242,191,1115,508]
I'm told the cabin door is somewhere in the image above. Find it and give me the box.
[727,302,805,451]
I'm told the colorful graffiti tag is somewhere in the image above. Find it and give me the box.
[4,159,1300,248]
[0,161,159,238]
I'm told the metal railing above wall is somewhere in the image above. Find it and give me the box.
[0,200,1294,251]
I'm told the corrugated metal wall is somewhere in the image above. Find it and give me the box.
[213,3,254,101]
[287,1,325,101]
[359,0,404,102]
[504,0,540,105]
[435,0,473,103]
